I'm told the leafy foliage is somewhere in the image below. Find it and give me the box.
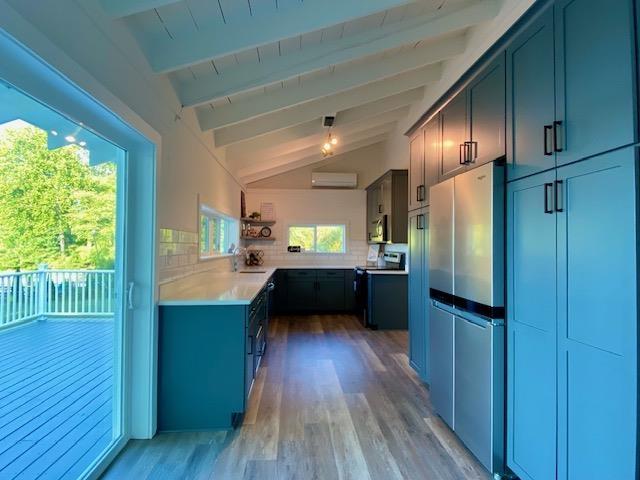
[0,125,116,271]
[288,225,345,253]
[288,226,315,252]
[316,225,345,253]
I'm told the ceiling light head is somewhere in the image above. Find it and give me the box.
[65,135,76,143]
[331,137,338,145]
[50,130,58,136]
[79,141,87,147]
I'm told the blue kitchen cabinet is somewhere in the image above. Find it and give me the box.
[158,285,271,431]
[506,170,557,480]
[556,149,637,479]
[506,5,556,181]
[440,90,468,180]
[317,270,346,312]
[507,0,636,182]
[158,305,248,430]
[507,149,638,479]
[281,269,353,313]
[408,208,429,382]
[468,52,506,166]
[554,0,636,166]
[286,270,317,312]
[409,131,425,212]
[367,273,408,330]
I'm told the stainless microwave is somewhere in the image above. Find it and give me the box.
[370,214,388,243]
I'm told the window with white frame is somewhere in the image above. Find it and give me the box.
[199,205,239,259]
[288,224,347,253]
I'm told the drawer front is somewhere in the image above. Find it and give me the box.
[317,269,346,279]
[286,270,317,280]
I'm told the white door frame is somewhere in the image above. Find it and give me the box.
[0,15,159,478]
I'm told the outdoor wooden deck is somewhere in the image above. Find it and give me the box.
[0,319,114,480]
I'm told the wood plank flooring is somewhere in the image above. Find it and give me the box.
[103,314,489,479]
[0,319,114,480]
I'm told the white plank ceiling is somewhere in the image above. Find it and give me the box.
[98,0,503,183]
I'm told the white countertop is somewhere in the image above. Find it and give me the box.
[158,265,361,306]
[366,270,408,275]
[159,268,276,306]
[264,265,355,269]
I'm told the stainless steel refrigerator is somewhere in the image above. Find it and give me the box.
[428,161,505,475]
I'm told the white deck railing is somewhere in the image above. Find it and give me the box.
[0,268,115,327]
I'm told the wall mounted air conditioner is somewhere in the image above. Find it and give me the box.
[311,172,357,188]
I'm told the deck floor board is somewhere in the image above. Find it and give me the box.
[0,319,114,480]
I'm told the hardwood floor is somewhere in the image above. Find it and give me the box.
[103,314,489,479]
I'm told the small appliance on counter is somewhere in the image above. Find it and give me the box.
[354,252,407,329]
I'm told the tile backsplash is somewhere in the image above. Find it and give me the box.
[158,228,232,282]
[243,238,370,267]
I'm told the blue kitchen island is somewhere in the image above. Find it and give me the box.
[158,269,275,431]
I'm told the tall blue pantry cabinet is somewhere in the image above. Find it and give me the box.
[506,0,638,479]
[408,114,438,383]
[408,208,428,382]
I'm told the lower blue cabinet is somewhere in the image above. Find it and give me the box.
[507,170,557,480]
[408,208,429,382]
[158,286,270,431]
[507,148,638,479]
[555,148,637,479]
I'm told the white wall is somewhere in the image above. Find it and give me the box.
[247,142,388,190]
[0,0,243,280]
[245,189,369,267]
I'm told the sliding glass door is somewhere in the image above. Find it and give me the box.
[0,80,128,479]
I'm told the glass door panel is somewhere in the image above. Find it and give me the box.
[0,80,126,480]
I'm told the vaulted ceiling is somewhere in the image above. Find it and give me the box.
[98,0,506,184]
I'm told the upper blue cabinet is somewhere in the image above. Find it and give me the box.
[506,7,556,181]
[468,53,506,167]
[554,0,636,166]
[507,0,637,181]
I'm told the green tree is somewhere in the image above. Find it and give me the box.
[316,225,345,253]
[0,125,116,271]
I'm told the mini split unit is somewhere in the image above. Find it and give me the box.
[311,172,357,188]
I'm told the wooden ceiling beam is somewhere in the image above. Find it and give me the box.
[148,0,417,73]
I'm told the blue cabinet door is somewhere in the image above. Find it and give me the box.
[506,170,557,480]
[422,210,430,383]
[440,90,468,180]
[468,52,506,166]
[556,149,637,479]
[506,6,555,181]
[408,210,425,379]
[554,0,636,166]
[408,209,430,383]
